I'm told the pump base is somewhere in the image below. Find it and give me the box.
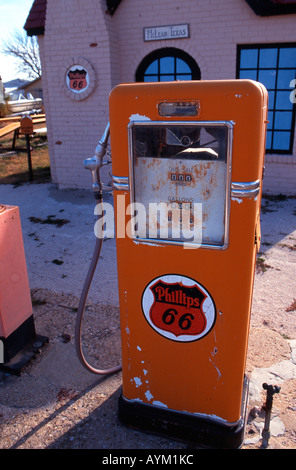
[118,377,249,449]
[0,315,48,375]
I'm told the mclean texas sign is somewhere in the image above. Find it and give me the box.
[144,24,189,41]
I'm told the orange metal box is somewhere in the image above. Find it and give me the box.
[0,205,36,365]
[109,80,268,448]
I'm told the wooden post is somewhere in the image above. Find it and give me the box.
[25,134,33,181]
[20,116,34,181]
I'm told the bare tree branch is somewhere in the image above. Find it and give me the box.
[1,30,41,80]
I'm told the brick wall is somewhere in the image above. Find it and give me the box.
[41,0,117,189]
[263,155,296,195]
[40,0,296,194]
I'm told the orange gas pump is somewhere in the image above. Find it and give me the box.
[107,80,268,448]
[78,79,267,448]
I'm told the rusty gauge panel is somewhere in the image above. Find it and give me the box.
[128,121,233,248]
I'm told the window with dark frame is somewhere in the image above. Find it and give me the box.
[136,48,201,83]
[237,43,296,154]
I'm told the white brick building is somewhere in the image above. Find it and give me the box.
[25,0,296,194]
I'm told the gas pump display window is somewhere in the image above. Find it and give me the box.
[129,121,232,248]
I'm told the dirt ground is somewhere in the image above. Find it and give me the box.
[0,191,295,451]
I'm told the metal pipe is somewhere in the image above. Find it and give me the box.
[83,122,110,192]
[261,382,281,448]
[75,123,121,376]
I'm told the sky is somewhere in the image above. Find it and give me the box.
[0,0,35,83]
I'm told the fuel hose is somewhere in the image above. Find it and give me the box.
[75,191,122,375]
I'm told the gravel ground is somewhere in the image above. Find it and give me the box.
[0,182,295,451]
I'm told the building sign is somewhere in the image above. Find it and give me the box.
[144,24,189,42]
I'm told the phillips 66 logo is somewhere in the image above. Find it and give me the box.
[141,274,216,342]
[66,66,89,93]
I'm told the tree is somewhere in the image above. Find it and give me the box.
[1,30,41,80]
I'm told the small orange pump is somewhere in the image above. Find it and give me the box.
[109,79,268,448]
[0,205,47,374]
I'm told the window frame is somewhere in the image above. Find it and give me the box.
[236,43,296,155]
[136,47,201,83]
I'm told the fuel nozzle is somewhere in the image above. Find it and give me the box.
[83,122,110,193]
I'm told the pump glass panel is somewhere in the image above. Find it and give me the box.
[128,121,232,248]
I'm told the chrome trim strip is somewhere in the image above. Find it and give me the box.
[112,175,130,191]
[231,180,260,198]
[112,175,129,184]
[132,237,229,250]
[231,180,260,191]
[231,188,260,198]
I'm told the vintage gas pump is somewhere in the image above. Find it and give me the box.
[106,79,268,448]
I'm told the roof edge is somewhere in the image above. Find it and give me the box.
[24,0,47,37]
[245,0,296,16]
[25,26,45,37]
[106,0,122,16]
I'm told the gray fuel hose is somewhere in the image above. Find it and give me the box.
[75,192,122,375]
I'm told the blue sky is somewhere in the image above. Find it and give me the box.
[0,0,35,83]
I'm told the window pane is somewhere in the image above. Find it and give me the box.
[145,60,158,74]
[176,74,192,81]
[274,111,293,130]
[238,44,296,154]
[276,90,293,110]
[259,48,278,68]
[160,75,175,81]
[240,49,258,68]
[176,58,191,74]
[273,131,291,150]
[144,75,158,82]
[267,111,274,129]
[279,48,296,67]
[268,91,275,108]
[142,53,195,83]
[277,69,296,89]
[266,130,272,150]
[160,57,174,74]
[258,69,276,89]
[239,69,257,80]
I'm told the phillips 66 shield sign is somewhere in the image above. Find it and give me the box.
[142,274,216,342]
[66,66,89,92]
